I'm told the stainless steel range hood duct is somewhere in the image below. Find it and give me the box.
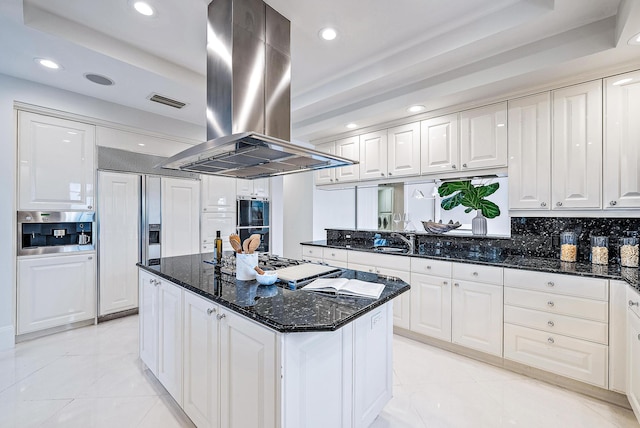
[162,0,356,179]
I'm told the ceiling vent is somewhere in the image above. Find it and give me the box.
[148,93,187,109]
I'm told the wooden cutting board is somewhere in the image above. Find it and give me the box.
[275,263,341,282]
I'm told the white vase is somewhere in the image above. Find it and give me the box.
[472,210,487,236]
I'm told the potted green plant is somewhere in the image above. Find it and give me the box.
[437,180,500,235]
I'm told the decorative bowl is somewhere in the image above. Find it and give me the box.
[421,220,462,234]
[256,271,278,285]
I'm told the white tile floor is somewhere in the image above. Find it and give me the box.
[0,316,637,428]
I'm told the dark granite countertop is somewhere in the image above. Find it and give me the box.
[137,254,410,333]
[301,240,640,291]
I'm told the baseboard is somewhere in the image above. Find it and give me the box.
[0,324,15,350]
[393,327,631,410]
[98,307,138,323]
[15,319,95,343]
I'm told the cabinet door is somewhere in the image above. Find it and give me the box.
[552,81,603,209]
[335,136,360,182]
[377,267,411,329]
[183,292,219,428]
[157,280,183,405]
[459,102,507,170]
[98,171,140,316]
[18,111,95,210]
[420,114,459,175]
[139,270,159,375]
[202,175,236,212]
[410,273,452,341]
[360,130,388,180]
[17,253,96,335]
[236,179,254,197]
[629,305,640,423]
[219,309,277,428]
[452,280,503,356]
[201,212,235,252]
[387,122,420,177]
[252,178,270,198]
[609,280,628,393]
[161,177,200,258]
[604,72,640,209]
[508,93,551,210]
[314,142,335,185]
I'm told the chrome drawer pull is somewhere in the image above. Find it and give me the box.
[630,300,639,307]
[547,337,554,344]
[547,301,554,307]
[216,313,226,320]
[472,272,478,277]
[207,308,216,315]
[426,266,431,270]
[547,321,554,327]
[443,281,448,285]
[454,283,460,287]
[547,281,555,287]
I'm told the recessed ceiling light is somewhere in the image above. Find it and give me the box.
[497,123,505,127]
[133,1,155,16]
[407,105,425,113]
[346,123,357,129]
[138,143,146,147]
[612,78,633,86]
[84,73,115,86]
[35,58,61,70]
[319,27,337,41]
[628,32,640,45]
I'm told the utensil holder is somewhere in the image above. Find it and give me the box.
[236,253,258,280]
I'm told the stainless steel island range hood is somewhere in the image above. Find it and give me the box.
[162,0,356,179]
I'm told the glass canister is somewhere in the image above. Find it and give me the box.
[620,236,639,268]
[560,231,578,262]
[590,236,609,265]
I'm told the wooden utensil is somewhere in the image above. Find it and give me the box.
[247,234,261,254]
[229,234,242,253]
[254,266,265,275]
[242,237,251,253]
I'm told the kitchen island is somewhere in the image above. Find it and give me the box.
[137,253,410,428]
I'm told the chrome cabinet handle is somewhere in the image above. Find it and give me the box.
[335,178,339,182]
[331,253,336,257]
[207,308,216,315]
[472,272,478,277]
[452,164,457,169]
[547,301,555,307]
[426,266,431,270]
[88,205,93,210]
[388,172,393,176]
[547,321,555,327]
[454,282,460,287]
[610,201,617,206]
[556,202,563,207]
[216,313,226,320]
[443,281,448,285]
[88,256,93,260]
[462,163,467,168]
[629,300,639,307]
[547,281,554,287]
[380,173,385,177]
[330,179,334,182]
[540,202,547,207]
[548,337,555,344]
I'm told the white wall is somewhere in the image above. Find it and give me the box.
[282,172,314,259]
[0,73,206,349]
[312,186,356,240]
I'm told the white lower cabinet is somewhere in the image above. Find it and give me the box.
[409,260,452,341]
[139,270,159,375]
[17,253,96,335]
[157,278,184,406]
[609,280,628,394]
[628,287,640,423]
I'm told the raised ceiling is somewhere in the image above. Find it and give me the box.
[0,0,639,143]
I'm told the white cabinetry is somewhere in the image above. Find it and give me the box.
[300,244,323,263]
[359,130,388,180]
[157,278,184,405]
[609,280,628,393]
[628,286,640,423]
[201,212,235,253]
[335,136,360,182]
[451,263,503,356]
[237,178,270,198]
[183,291,219,428]
[18,111,95,210]
[420,114,459,175]
[604,71,640,209]
[314,142,336,185]
[387,122,420,178]
[459,102,508,171]
[17,253,96,334]
[202,176,236,212]
[348,251,411,329]
[508,93,551,209]
[98,171,140,316]
[503,268,609,387]
[551,80,602,209]
[139,270,159,375]
[161,177,200,258]
[409,258,452,341]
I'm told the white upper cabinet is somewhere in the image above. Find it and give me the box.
[161,177,200,258]
[314,141,335,185]
[202,176,236,212]
[508,93,551,210]
[604,71,640,209]
[335,136,360,182]
[459,102,508,171]
[359,130,388,180]
[552,80,602,209]
[420,114,459,175]
[18,111,95,210]
[236,178,270,198]
[387,122,420,177]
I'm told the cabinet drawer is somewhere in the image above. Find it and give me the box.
[322,248,349,263]
[504,305,608,344]
[301,245,322,258]
[348,251,410,272]
[504,287,608,322]
[410,258,451,278]
[504,323,608,388]
[629,286,640,319]
[452,263,503,285]
[504,268,608,301]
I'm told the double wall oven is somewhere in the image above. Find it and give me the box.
[237,198,270,253]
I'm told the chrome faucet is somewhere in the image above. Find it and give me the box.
[390,232,415,254]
